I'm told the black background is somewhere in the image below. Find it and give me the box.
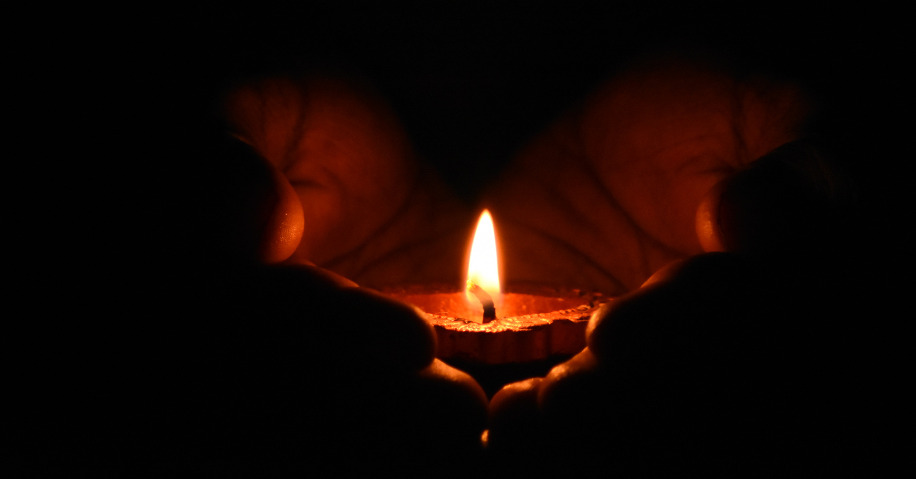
[135,1,904,201]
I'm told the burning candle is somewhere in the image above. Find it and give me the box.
[383,210,610,393]
[465,210,501,323]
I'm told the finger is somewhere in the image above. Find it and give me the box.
[191,136,305,265]
[322,358,487,474]
[224,74,472,287]
[412,358,489,445]
[536,348,605,437]
[224,75,416,263]
[484,52,810,294]
[486,377,544,453]
[696,140,855,257]
[160,266,484,475]
[577,254,818,474]
[585,253,787,378]
[535,348,611,472]
[244,266,438,375]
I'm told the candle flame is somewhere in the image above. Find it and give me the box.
[466,210,501,307]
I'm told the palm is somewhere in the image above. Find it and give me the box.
[485,57,808,293]
[226,56,809,294]
[225,75,474,287]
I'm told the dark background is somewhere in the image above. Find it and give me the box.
[137,1,904,201]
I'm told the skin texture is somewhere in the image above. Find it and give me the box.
[97,52,866,476]
[225,75,418,266]
[21,0,901,473]
[37,261,489,476]
[224,74,474,286]
[485,54,810,293]
[223,54,810,295]
[486,252,879,476]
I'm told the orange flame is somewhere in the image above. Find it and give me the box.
[465,210,501,307]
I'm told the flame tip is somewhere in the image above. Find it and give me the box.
[466,208,501,301]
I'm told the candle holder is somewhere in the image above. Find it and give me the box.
[382,284,611,396]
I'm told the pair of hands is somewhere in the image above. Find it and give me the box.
[201,52,856,474]
[223,53,812,292]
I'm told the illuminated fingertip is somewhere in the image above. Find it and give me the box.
[259,166,305,263]
[696,181,727,253]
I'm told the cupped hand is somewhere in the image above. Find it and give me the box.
[223,74,475,287]
[193,264,489,474]
[92,81,491,475]
[221,53,823,297]
[486,251,874,476]
[480,54,873,476]
[484,53,812,294]
[213,52,862,476]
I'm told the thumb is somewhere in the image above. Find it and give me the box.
[696,140,855,257]
[206,136,305,265]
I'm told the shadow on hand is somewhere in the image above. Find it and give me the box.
[486,249,895,477]
[25,264,489,477]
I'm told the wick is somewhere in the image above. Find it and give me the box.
[467,281,497,323]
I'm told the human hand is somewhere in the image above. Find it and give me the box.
[64,94,489,475]
[177,264,490,475]
[486,250,873,476]
[223,74,475,287]
[483,53,815,294]
[48,262,489,476]
[481,54,866,472]
[220,53,833,297]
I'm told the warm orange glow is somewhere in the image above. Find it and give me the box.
[465,210,501,308]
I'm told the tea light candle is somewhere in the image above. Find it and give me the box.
[382,210,610,393]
